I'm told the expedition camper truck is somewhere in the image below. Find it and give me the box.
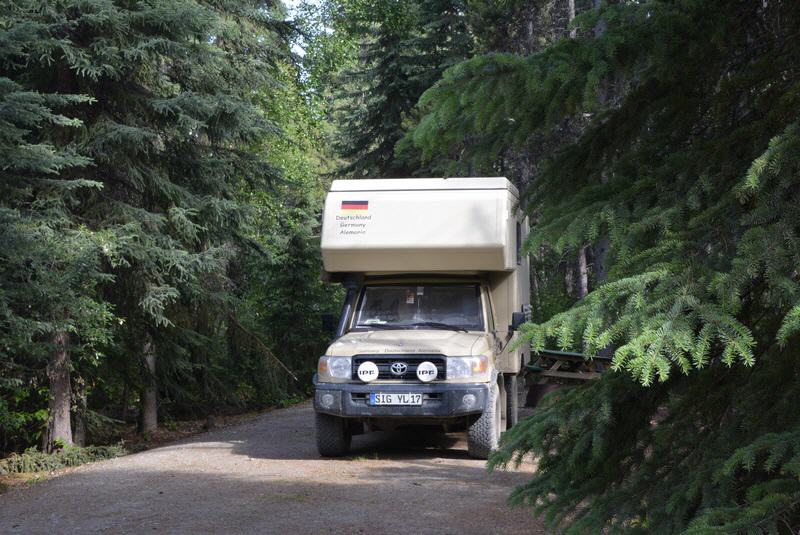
[314,177,531,459]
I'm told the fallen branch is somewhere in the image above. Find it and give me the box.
[227,313,299,381]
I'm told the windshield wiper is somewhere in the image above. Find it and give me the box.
[411,321,468,333]
[354,323,403,330]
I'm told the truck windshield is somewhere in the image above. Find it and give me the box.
[352,284,484,332]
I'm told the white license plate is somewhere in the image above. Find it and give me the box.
[369,393,423,406]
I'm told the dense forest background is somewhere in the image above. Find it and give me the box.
[2,0,800,532]
[0,0,343,455]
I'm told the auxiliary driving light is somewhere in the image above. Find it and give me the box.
[461,393,477,409]
[416,361,438,382]
[357,361,379,382]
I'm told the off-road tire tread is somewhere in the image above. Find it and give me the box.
[467,382,499,459]
[316,412,351,457]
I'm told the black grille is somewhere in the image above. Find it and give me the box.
[352,355,446,381]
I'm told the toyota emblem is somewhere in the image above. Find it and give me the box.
[389,362,408,376]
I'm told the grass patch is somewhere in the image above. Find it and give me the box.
[349,452,379,461]
[277,394,308,409]
[0,445,128,475]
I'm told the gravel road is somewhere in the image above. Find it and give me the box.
[1,401,545,534]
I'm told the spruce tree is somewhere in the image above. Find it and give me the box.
[333,0,472,177]
[414,0,800,531]
[0,75,111,451]
[3,0,286,434]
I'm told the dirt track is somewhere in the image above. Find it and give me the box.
[1,401,545,534]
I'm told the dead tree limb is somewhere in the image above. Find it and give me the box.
[227,313,299,381]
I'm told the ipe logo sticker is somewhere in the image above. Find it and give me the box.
[416,361,438,382]
[357,361,379,382]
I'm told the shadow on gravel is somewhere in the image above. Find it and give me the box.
[230,426,473,462]
[350,429,470,458]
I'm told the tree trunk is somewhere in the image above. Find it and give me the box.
[43,331,72,452]
[578,245,589,298]
[73,378,87,447]
[139,340,158,434]
[594,0,606,37]
[593,236,609,284]
[531,263,543,318]
[568,0,577,38]
[526,18,535,52]
[594,235,614,358]
[565,257,575,296]
[593,0,610,288]
[120,378,130,422]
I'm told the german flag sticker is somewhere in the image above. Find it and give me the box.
[341,200,368,211]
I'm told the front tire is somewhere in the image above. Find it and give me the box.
[467,381,504,459]
[316,412,351,457]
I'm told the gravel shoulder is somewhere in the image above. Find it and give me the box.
[1,401,545,535]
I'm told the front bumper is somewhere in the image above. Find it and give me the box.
[313,377,489,418]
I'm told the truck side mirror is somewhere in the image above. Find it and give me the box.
[321,313,336,335]
[510,311,527,331]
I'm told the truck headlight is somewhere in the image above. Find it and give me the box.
[446,356,490,382]
[318,356,352,382]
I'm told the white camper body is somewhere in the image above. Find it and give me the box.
[321,177,520,272]
[314,178,531,459]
